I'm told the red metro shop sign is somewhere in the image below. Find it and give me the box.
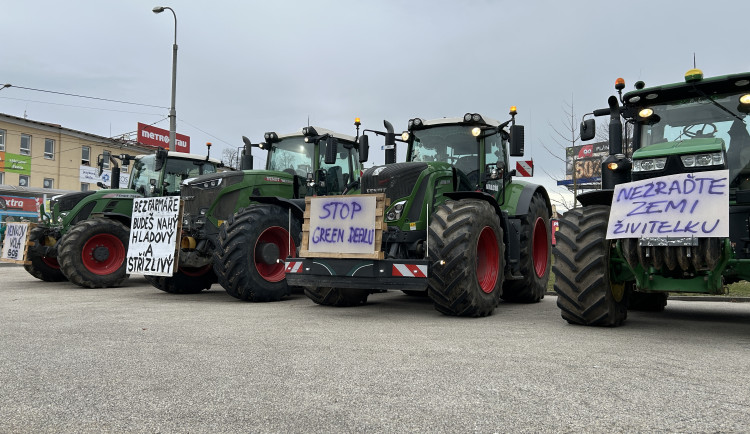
[137,123,190,153]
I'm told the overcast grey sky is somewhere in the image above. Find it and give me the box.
[2,0,750,205]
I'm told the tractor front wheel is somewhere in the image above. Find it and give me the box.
[427,199,504,317]
[58,218,130,288]
[553,205,627,326]
[213,205,300,302]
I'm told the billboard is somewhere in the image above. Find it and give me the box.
[1,152,32,175]
[0,195,42,220]
[137,122,190,153]
[564,141,608,183]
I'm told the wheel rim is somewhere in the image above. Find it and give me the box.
[41,256,60,269]
[476,226,500,294]
[254,226,295,283]
[531,216,549,278]
[81,234,126,275]
[179,265,212,277]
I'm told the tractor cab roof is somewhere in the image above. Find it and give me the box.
[622,70,750,108]
[136,151,222,165]
[408,113,502,131]
[277,126,357,144]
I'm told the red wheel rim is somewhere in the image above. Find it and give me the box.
[179,264,212,277]
[81,234,126,276]
[254,226,295,283]
[41,256,60,269]
[531,217,549,277]
[476,226,500,294]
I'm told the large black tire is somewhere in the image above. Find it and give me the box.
[553,205,628,326]
[144,265,216,294]
[427,199,504,317]
[304,287,369,307]
[502,192,551,303]
[213,205,301,302]
[628,290,668,312]
[24,227,67,282]
[58,218,130,288]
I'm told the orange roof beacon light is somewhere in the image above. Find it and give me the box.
[615,77,626,91]
[509,106,517,116]
[354,117,361,126]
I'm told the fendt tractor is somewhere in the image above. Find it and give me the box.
[151,126,367,301]
[25,149,221,288]
[286,110,553,317]
[554,69,750,326]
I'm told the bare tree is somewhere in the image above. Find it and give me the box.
[222,147,239,169]
[540,98,580,211]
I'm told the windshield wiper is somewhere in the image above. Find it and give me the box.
[692,84,746,124]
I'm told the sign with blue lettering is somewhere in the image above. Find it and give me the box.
[606,169,729,239]
[306,195,379,255]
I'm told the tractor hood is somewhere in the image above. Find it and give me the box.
[634,138,724,159]
[361,162,429,202]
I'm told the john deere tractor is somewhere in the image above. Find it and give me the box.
[155,126,366,300]
[25,149,221,288]
[286,111,552,317]
[554,69,750,326]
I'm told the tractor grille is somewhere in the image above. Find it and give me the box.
[181,172,245,217]
[361,163,427,202]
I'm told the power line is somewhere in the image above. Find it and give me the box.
[0,95,165,117]
[2,84,168,109]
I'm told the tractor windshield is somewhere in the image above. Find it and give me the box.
[129,155,219,197]
[268,137,314,177]
[637,93,750,188]
[318,142,360,195]
[410,126,480,177]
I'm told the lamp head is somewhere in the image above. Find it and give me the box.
[152,6,165,13]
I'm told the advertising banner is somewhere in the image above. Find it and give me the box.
[565,142,608,183]
[137,123,190,153]
[3,153,31,175]
[79,165,130,188]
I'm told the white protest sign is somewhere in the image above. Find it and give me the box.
[307,195,377,254]
[1,222,30,263]
[607,169,729,239]
[126,197,181,276]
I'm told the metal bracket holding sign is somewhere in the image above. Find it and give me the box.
[126,197,182,276]
[300,194,389,260]
[1,222,32,264]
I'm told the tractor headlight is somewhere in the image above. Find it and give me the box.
[681,152,724,168]
[632,157,667,172]
[194,178,223,189]
[386,201,407,221]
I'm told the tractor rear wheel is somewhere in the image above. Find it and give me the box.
[502,192,551,303]
[427,199,504,317]
[145,265,216,294]
[553,205,627,326]
[304,287,369,307]
[24,227,67,282]
[213,204,300,302]
[58,218,130,288]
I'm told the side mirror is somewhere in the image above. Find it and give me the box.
[509,125,525,157]
[358,135,370,163]
[324,137,338,165]
[580,118,596,141]
[155,148,168,171]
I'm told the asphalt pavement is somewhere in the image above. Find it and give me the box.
[2,264,750,433]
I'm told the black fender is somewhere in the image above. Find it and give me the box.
[576,189,614,207]
[249,196,306,222]
[514,184,552,218]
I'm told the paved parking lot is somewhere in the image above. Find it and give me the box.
[2,264,750,433]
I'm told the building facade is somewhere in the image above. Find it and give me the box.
[0,113,156,192]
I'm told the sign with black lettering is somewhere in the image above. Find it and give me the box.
[607,170,729,239]
[126,197,181,276]
[300,194,387,259]
[1,222,30,263]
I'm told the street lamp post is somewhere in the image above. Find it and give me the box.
[152,6,178,152]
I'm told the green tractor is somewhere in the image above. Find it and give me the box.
[25,149,221,288]
[286,111,553,317]
[554,69,750,326]
[152,126,366,300]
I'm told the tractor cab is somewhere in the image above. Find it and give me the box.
[129,150,221,197]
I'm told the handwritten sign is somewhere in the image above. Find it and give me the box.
[607,169,729,239]
[1,222,30,263]
[307,195,378,255]
[126,197,181,276]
